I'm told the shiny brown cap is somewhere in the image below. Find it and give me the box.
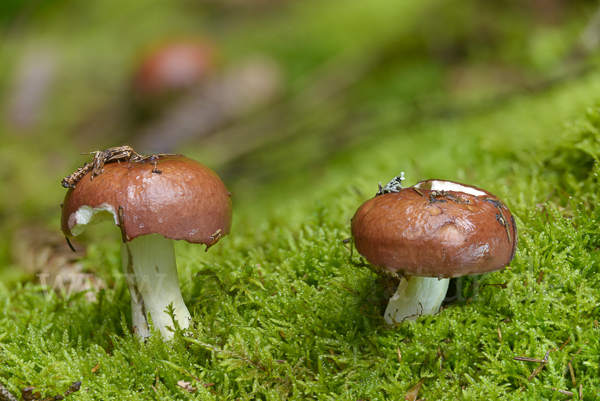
[351,179,517,278]
[61,155,232,247]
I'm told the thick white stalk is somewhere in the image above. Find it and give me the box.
[121,234,191,339]
[384,276,449,324]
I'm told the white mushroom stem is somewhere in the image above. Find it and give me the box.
[384,276,449,324]
[120,233,191,339]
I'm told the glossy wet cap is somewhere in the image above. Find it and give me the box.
[61,155,232,247]
[351,179,517,278]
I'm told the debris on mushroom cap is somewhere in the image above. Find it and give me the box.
[61,145,169,189]
[61,154,232,247]
[376,172,405,196]
[351,179,517,278]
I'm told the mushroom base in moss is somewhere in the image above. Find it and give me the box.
[384,276,449,324]
[121,234,191,339]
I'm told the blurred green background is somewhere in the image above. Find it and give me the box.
[2,0,600,398]
[1,0,598,270]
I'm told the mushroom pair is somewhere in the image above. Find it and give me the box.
[61,149,232,339]
[61,148,515,336]
[351,174,517,324]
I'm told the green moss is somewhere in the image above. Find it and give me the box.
[3,101,600,398]
[2,1,600,399]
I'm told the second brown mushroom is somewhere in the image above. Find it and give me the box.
[351,174,517,324]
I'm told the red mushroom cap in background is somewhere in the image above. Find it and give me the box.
[133,40,216,99]
[351,179,517,278]
[61,155,232,246]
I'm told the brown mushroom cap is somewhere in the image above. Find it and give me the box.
[351,179,517,278]
[61,155,232,246]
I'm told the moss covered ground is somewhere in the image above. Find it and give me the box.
[1,0,600,399]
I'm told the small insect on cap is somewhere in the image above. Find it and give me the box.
[61,155,232,248]
[351,179,517,278]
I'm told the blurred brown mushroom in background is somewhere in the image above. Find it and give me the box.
[134,55,282,153]
[75,37,283,154]
[131,39,218,115]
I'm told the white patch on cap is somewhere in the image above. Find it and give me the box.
[415,180,485,196]
[70,204,118,236]
[456,243,490,265]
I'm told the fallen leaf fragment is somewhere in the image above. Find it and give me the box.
[405,378,425,401]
